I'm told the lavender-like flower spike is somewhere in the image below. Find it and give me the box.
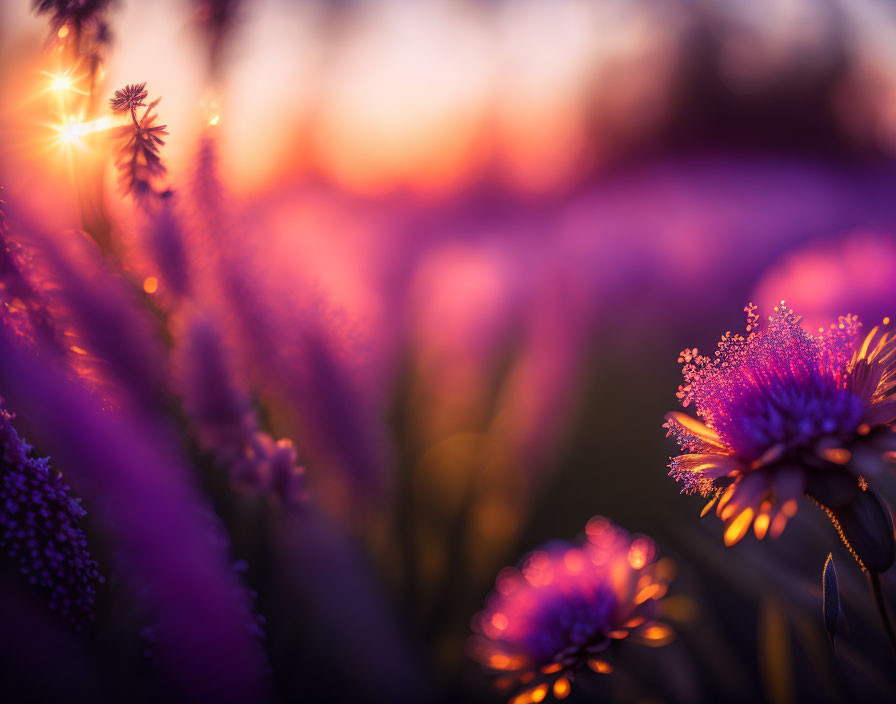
[110,83,168,198]
[0,191,59,349]
[0,398,101,630]
[175,310,306,507]
[0,326,270,701]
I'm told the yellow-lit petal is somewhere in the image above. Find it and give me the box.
[665,412,726,449]
[724,508,754,546]
[637,622,675,646]
[753,511,770,540]
[553,677,571,699]
[588,659,613,674]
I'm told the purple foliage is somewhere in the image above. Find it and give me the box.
[0,399,101,629]
[0,326,270,702]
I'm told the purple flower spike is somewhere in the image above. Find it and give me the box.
[0,399,101,629]
[175,310,306,507]
[0,326,270,702]
[665,302,896,564]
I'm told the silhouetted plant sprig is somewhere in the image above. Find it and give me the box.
[33,0,115,90]
[32,0,114,39]
[109,83,169,199]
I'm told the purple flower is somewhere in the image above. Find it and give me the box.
[470,517,674,702]
[0,399,100,629]
[0,327,270,701]
[665,303,896,568]
[175,310,306,506]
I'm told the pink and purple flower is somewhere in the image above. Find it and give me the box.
[470,517,674,703]
[665,303,896,570]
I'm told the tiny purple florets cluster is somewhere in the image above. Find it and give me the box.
[675,304,862,463]
[665,302,896,548]
[0,401,101,629]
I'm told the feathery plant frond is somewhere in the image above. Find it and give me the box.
[110,84,169,198]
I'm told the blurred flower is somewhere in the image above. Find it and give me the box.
[175,310,306,506]
[470,517,674,703]
[0,193,58,349]
[665,303,896,570]
[752,231,896,332]
[0,398,100,630]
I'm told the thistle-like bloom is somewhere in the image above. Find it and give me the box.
[110,83,168,197]
[470,517,674,703]
[665,303,896,566]
[0,399,101,629]
[109,82,147,113]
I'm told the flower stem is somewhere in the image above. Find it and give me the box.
[867,570,896,660]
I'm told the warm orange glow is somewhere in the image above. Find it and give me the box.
[781,499,798,518]
[700,495,719,517]
[143,277,159,294]
[530,683,548,702]
[769,511,789,539]
[635,583,662,604]
[716,483,736,513]
[540,663,562,674]
[627,539,649,569]
[54,116,115,148]
[553,677,570,699]
[51,76,72,91]
[665,412,725,448]
[753,511,770,540]
[639,623,675,645]
[820,448,851,464]
[563,549,585,574]
[724,507,754,546]
[42,69,88,96]
[69,346,88,355]
[523,552,554,587]
[488,654,519,670]
[209,114,221,127]
[57,26,69,39]
[587,659,613,674]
